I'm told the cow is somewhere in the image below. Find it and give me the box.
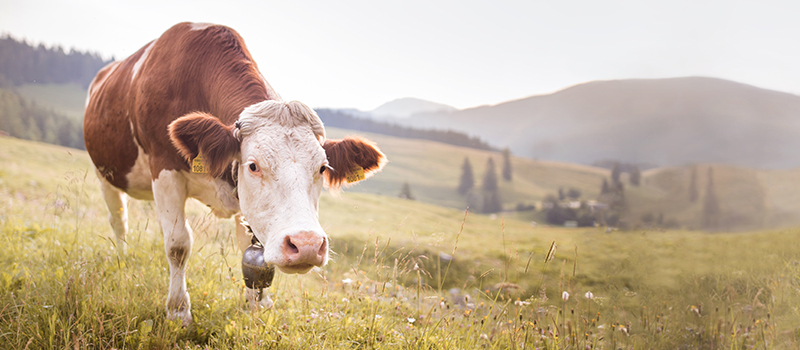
[83,22,386,325]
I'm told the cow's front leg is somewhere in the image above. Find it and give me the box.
[153,170,193,325]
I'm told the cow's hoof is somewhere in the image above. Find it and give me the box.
[245,287,274,310]
[167,309,193,327]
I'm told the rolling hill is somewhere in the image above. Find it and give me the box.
[328,128,800,229]
[401,77,800,169]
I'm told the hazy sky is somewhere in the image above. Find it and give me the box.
[2,0,799,110]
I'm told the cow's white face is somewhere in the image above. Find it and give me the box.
[169,100,386,275]
[235,101,329,274]
[237,123,328,273]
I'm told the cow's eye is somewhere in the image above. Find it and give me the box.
[248,162,260,173]
[319,166,326,174]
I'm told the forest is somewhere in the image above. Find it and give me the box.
[0,35,110,88]
[0,36,110,149]
[316,108,497,152]
[0,88,83,149]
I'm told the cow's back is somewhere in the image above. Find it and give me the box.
[84,22,273,192]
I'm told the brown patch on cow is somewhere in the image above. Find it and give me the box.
[84,22,278,185]
[322,137,386,189]
[168,112,240,178]
[169,246,189,269]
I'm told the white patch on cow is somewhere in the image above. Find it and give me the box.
[185,172,240,218]
[131,40,155,81]
[190,22,215,31]
[125,124,154,200]
[86,61,120,108]
[235,100,329,272]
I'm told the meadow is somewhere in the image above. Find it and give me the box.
[15,80,800,229]
[2,136,800,349]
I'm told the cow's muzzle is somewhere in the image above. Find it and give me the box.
[279,231,327,273]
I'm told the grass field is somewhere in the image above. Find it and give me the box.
[2,136,800,349]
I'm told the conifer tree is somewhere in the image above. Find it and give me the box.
[611,162,622,185]
[481,157,502,213]
[399,181,415,200]
[689,165,699,202]
[482,190,503,213]
[457,157,474,195]
[501,148,512,181]
[567,188,581,200]
[629,166,641,186]
[482,158,498,192]
[703,167,720,229]
[601,179,610,194]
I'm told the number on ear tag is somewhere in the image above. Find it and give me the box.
[346,166,366,183]
[192,155,207,173]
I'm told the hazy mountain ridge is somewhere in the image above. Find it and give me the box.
[401,77,800,169]
[370,97,456,119]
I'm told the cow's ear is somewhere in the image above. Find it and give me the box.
[322,136,386,189]
[168,112,239,177]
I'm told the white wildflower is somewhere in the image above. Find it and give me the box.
[341,297,349,303]
[342,278,353,284]
[407,317,416,323]
[562,291,570,301]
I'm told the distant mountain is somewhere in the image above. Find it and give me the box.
[399,77,800,169]
[370,97,456,119]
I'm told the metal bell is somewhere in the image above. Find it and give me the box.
[241,242,275,289]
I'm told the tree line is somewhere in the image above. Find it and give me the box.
[0,35,111,88]
[0,36,108,149]
[315,109,498,152]
[0,88,84,149]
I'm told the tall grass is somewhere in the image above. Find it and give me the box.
[2,138,800,349]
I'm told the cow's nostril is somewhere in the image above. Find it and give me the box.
[284,236,299,254]
[318,237,327,257]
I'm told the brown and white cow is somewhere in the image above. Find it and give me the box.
[83,22,385,324]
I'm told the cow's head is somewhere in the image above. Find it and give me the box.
[168,100,386,274]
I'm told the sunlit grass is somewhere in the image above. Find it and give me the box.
[2,137,800,349]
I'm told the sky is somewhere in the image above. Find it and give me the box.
[1,0,799,110]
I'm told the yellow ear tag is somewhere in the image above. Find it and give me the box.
[346,166,366,183]
[192,155,207,173]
